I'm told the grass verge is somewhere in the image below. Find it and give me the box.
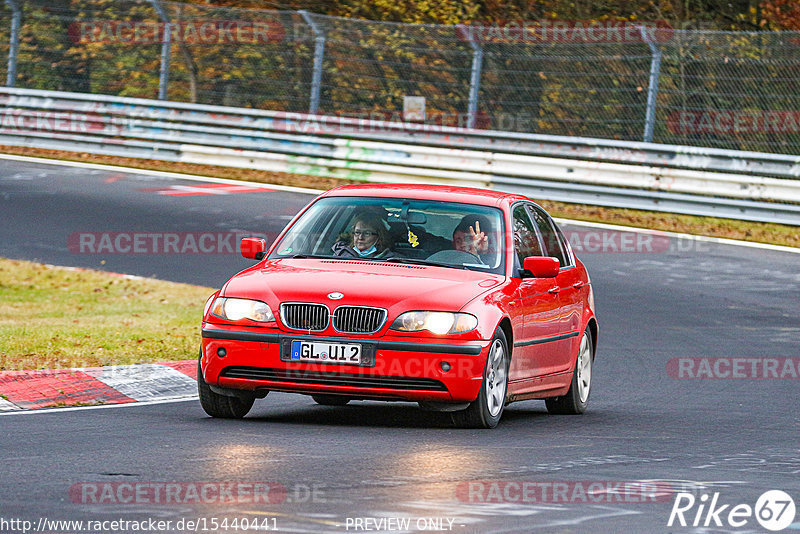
[2,145,798,248]
[0,257,213,370]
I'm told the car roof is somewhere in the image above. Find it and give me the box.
[322,183,530,207]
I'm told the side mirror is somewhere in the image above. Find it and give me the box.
[241,237,266,260]
[523,256,559,278]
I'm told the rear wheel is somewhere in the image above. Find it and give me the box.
[545,328,593,415]
[452,327,509,429]
[197,357,255,419]
[312,394,351,406]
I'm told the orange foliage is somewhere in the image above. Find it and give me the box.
[760,0,800,29]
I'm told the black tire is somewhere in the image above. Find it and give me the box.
[197,357,255,419]
[545,328,593,415]
[452,327,509,429]
[312,394,351,406]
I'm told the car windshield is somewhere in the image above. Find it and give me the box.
[269,196,506,275]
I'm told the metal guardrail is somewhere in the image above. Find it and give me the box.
[1,87,799,225]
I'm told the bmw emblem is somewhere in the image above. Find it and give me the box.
[328,292,344,300]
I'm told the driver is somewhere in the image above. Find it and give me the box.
[333,211,395,259]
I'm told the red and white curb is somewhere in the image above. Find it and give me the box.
[0,360,196,411]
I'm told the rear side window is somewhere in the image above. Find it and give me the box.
[553,223,575,267]
[527,204,570,268]
[512,205,543,267]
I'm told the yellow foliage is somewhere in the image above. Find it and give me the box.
[333,0,480,25]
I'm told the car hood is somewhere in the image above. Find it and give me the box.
[222,258,504,314]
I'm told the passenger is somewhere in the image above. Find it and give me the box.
[332,212,395,259]
[452,214,493,261]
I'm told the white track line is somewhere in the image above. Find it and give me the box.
[0,395,198,416]
[0,153,324,195]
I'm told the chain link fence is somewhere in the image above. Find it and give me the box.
[1,0,799,154]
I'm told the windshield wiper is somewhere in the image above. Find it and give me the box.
[380,257,459,269]
[287,254,332,259]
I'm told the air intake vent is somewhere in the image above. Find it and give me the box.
[280,303,329,331]
[333,306,387,334]
[220,367,448,391]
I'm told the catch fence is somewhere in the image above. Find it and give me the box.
[0,1,799,154]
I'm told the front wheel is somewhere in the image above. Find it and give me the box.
[545,328,593,415]
[197,357,255,419]
[452,327,509,429]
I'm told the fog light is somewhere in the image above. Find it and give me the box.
[440,361,451,372]
[217,347,227,358]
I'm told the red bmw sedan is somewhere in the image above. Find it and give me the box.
[199,184,597,428]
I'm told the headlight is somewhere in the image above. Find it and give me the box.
[390,311,478,335]
[210,297,275,323]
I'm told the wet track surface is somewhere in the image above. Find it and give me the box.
[1,158,798,533]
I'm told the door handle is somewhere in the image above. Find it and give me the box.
[548,286,560,294]
[573,281,585,289]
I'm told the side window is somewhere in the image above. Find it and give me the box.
[512,205,543,268]
[553,223,575,267]
[526,205,569,268]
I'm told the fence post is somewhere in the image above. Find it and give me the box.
[640,25,662,143]
[299,10,325,115]
[150,0,172,100]
[5,0,21,87]
[467,34,483,129]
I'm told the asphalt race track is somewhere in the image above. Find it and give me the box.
[1,157,798,533]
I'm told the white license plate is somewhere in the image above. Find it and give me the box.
[290,340,362,364]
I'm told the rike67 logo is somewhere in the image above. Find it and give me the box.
[668,490,796,531]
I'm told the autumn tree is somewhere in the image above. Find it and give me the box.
[760,0,800,29]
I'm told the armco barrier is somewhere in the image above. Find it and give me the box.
[1,87,799,225]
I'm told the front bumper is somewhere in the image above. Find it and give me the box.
[200,324,490,403]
